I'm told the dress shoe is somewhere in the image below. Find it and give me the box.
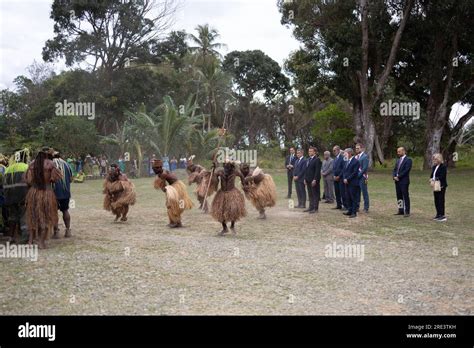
[394,212,404,216]
[332,206,342,210]
[349,214,357,218]
[343,212,352,216]
[308,210,316,214]
[303,209,312,212]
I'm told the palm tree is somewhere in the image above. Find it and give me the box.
[188,24,227,62]
[194,60,233,131]
[128,95,204,158]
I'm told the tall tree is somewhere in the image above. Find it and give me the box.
[395,0,474,168]
[279,0,415,166]
[223,50,290,145]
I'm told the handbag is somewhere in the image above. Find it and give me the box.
[433,180,441,192]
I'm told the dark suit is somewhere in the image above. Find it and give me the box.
[355,152,369,211]
[430,164,448,217]
[285,154,297,197]
[333,153,345,208]
[342,157,360,215]
[293,156,307,207]
[393,156,412,214]
[304,156,322,212]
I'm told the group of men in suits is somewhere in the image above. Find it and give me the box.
[286,144,371,218]
[287,144,413,218]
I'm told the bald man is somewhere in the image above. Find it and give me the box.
[393,147,412,217]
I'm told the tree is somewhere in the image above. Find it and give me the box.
[279,0,415,166]
[395,0,474,168]
[41,116,98,156]
[188,24,227,62]
[222,50,290,145]
[43,0,177,76]
[312,103,355,150]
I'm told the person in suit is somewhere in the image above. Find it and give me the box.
[429,153,448,222]
[285,147,297,199]
[304,146,322,214]
[355,143,369,213]
[321,151,335,203]
[393,147,412,217]
[332,146,345,210]
[293,149,307,208]
[342,148,360,218]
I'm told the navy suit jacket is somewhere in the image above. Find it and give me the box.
[304,156,322,183]
[343,157,360,187]
[393,156,412,185]
[333,153,344,177]
[293,157,307,183]
[357,152,369,180]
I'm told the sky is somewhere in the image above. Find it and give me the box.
[0,0,301,90]
[0,0,469,123]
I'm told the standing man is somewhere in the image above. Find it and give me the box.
[53,151,73,238]
[285,147,297,199]
[293,148,307,208]
[321,151,335,204]
[304,146,322,214]
[355,143,369,213]
[342,148,360,218]
[332,146,345,210]
[393,147,412,217]
[3,150,29,243]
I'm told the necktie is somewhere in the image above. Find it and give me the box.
[397,157,404,174]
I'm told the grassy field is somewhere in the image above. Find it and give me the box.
[0,168,472,315]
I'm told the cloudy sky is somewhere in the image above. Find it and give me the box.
[0,0,301,90]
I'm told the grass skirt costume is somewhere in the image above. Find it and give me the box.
[25,162,62,242]
[243,167,277,212]
[154,163,193,225]
[211,167,246,223]
[103,175,136,218]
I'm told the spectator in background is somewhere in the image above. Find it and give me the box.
[393,147,412,217]
[285,147,297,199]
[100,155,108,177]
[342,148,360,218]
[304,146,322,214]
[74,170,85,183]
[170,156,178,172]
[118,156,126,173]
[332,146,345,210]
[149,154,156,176]
[321,151,335,204]
[355,143,369,213]
[293,148,307,208]
[430,153,448,222]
